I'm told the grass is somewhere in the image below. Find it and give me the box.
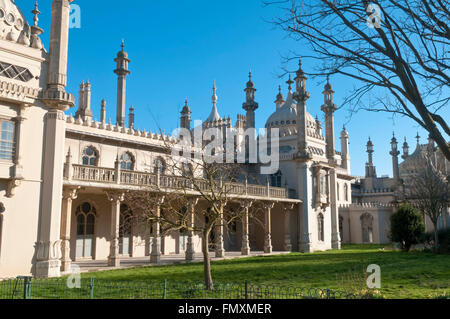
[1,245,449,299]
[80,244,450,299]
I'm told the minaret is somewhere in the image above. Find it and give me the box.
[321,76,338,162]
[402,138,409,160]
[390,133,400,180]
[100,99,107,124]
[114,40,131,127]
[242,70,259,130]
[38,0,75,278]
[275,85,285,110]
[30,2,44,49]
[365,137,377,178]
[180,99,192,130]
[293,58,311,158]
[205,81,221,123]
[76,80,85,117]
[340,126,351,172]
[129,105,135,129]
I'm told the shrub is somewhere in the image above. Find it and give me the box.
[423,228,450,254]
[390,204,425,252]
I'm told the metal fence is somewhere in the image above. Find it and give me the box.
[0,277,368,300]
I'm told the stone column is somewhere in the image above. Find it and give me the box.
[263,202,275,254]
[60,187,79,272]
[185,198,198,261]
[297,161,314,253]
[151,196,165,263]
[283,204,294,252]
[215,204,225,258]
[107,192,125,267]
[240,200,253,255]
[330,168,341,250]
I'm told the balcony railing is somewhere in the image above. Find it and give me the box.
[68,164,294,200]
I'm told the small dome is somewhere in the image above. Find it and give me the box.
[265,91,315,128]
[0,0,30,44]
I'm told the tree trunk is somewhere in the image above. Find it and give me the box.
[202,230,214,291]
[433,223,440,254]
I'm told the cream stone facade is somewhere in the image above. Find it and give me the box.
[0,1,447,279]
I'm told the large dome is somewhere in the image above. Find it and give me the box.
[265,91,315,129]
[0,0,31,45]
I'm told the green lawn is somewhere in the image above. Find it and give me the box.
[81,245,450,299]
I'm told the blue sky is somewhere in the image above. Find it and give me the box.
[24,0,436,177]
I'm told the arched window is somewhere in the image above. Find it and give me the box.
[76,202,96,259]
[119,204,133,255]
[120,152,135,171]
[361,213,374,243]
[318,213,324,242]
[154,157,166,174]
[82,146,98,166]
[270,170,282,187]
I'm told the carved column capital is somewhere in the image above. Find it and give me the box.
[240,199,254,209]
[283,203,295,213]
[62,186,80,200]
[263,202,275,210]
[106,191,126,203]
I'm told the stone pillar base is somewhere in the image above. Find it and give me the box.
[185,250,195,261]
[264,246,273,254]
[332,241,341,250]
[61,260,72,273]
[215,249,225,258]
[241,246,251,256]
[150,253,161,264]
[108,256,120,267]
[35,260,61,278]
[332,232,341,250]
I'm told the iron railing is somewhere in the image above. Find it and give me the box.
[0,277,366,300]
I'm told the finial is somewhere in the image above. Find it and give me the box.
[286,74,294,92]
[249,70,252,81]
[278,85,282,94]
[121,39,125,50]
[130,105,134,112]
[416,132,420,144]
[212,80,218,104]
[32,1,40,27]
[185,98,188,106]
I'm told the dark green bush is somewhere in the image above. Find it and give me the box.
[423,227,450,254]
[390,204,425,252]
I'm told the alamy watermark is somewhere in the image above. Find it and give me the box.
[366,264,381,289]
[366,3,382,29]
[67,264,81,289]
[69,4,81,29]
[172,121,280,175]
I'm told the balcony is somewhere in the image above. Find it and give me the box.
[65,164,298,201]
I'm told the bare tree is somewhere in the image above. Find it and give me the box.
[265,0,449,160]
[407,157,449,252]
[123,131,252,290]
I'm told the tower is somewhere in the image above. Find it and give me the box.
[390,133,400,181]
[75,80,93,120]
[402,138,409,160]
[114,41,131,127]
[38,0,76,278]
[275,85,285,110]
[242,70,258,130]
[180,99,192,130]
[129,105,135,129]
[293,58,311,159]
[365,138,377,178]
[321,76,338,162]
[340,126,351,172]
[100,99,107,124]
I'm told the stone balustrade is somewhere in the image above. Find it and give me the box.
[69,164,292,200]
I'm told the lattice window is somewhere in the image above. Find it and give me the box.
[120,152,134,170]
[0,120,15,162]
[0,62,33,82]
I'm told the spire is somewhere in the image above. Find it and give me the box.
[180,99,192,130]
[275,85,285,110]
[243,70,258,129]
[365,137,377,178]
[114,40,131,127]
[294,57,309,100]
[416,132,421,145]
[32,1,40,27]
[129,105,135,129]
[100,99,107,124]
[286,74,294,94]
[206,81,221,122]
[30,1,44,49]
[402,137,409,160]
[390,133,400,180]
